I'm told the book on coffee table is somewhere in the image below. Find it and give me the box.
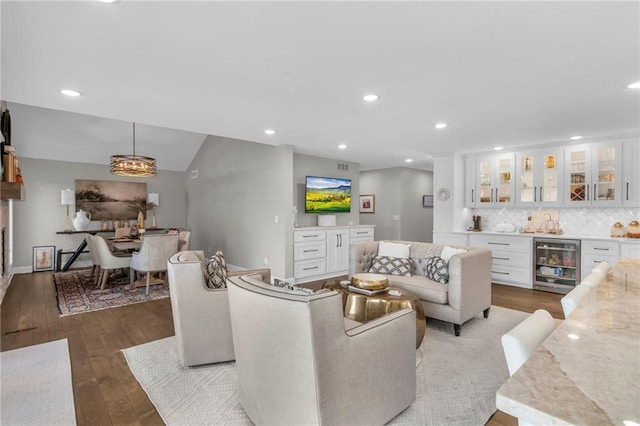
[348,285,389,296]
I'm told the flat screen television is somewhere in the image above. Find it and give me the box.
[305,176,352,213]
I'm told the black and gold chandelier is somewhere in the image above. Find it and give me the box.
[110,123,156,177]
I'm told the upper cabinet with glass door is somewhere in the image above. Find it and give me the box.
[515,149,563,208]
[564,142,622,207]
[474,153,515,207]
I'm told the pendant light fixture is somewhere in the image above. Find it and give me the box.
[110,123,157,177]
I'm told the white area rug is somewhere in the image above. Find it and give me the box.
[1,339,76,425]
[123,306,528,425]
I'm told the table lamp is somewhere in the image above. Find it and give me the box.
[147,192,159,228]
[61,189,74,231]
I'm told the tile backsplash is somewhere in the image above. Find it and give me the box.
[471,207,640,237]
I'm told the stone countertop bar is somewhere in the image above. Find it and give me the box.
[454,230,640,243]
[496,258,640,425]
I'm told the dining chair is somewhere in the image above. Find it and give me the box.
[114,227,130,238]
[501,309,557,376]
[130,234,179,294]
[177,230,191,252]
[560,284,592,318]
[85,234,101,285]
[93,235,132,290]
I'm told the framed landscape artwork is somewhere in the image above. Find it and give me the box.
[33,245,55,272]
[359,194,375,213]
[75,180,147,220]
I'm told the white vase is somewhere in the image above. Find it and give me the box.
[72,209,91,231]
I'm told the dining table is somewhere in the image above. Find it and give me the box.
[109,238,142,253]
[495,258,640,425]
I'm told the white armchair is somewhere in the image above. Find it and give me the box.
[227,273,417,425]
[166,250,271,367]
[130,234,179,294]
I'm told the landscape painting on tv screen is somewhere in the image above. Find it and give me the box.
[305,176,351,213]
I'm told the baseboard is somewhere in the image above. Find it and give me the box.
[12,266,32,274]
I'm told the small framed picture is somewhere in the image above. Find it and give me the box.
[423,195,434,207]
[33,246,55,272]
[359,194,375,214]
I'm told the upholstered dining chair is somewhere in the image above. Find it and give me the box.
[93,235,132,290]
[85,234,101,285]
[177,230,191,252]
[561,285,592,318]
[130,234,179,294]
[226,273,417,426]
[166,250,271,367]
[501,309,557,376]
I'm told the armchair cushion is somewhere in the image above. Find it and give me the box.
[206,250,228,288]
[368,255,413,276]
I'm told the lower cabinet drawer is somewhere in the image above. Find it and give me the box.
[350,228,374,240]
[582,254,619,279]
[490,264,531,286]
[294,241,326,261]
[491,250,530,268]
[294,259,326,279]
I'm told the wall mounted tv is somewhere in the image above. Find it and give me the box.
[305,176,352,213]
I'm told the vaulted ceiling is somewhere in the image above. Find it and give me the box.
[2,1,638,172]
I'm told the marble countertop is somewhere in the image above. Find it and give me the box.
[496,258,640,425]
[454,230,640,243]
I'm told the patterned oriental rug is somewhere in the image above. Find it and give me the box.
[123,305,529,425]
[54,269,169,316]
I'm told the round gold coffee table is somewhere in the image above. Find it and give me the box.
[351,273,389,290]
[329,282,426,349]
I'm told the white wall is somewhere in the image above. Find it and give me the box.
[359,167,433,242]
[186,135,294,279]
[12,157,187,270]
[293,154,360,228]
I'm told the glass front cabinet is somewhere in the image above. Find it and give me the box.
[473,154,515,207]
[564,142,622,207]
[515,149,563,207]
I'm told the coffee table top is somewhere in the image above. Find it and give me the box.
[351,273,389,290]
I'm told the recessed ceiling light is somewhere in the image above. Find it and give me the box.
[264,129,276,135]
[338,144,347,150]
[435,123,448,129]
[362,94,379,102]
[60,89,81,97]
[627,81,640,89]
[493,146,504,151]
[570,135,583,140]
[405,158,413,163]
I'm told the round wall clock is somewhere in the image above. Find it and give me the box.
[437,187,451,201]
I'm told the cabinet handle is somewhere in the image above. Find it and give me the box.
[303,249,318,253]
[593,247,610,251]
[356,231,367,235]
[593,184,596,201]
[471,189,474,203]
[534,186,537,202]
[492,256,510,261]
[303,266,318,271]
[302,234,319,238]
[492,271,510,275]
[627,182,629,201]
[488,242,510,246]
[586,184,590,201]
[490,188,494,203]
[539,187,543,202]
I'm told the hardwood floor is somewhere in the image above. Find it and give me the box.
[1,272,563,425]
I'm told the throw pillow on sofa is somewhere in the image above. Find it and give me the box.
[206,250,228,288]
[440,246,467,262]
[378,241,411,258]
[368,255,413,276]
[425,256,449,284]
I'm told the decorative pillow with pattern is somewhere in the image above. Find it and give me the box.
[368,255,413,276]
[206,250,228,288]
[425,256,449,284]
[412,257,432,277]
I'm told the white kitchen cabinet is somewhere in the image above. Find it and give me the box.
[468,233,532,287]
[564,142,622,207]
[473,153,515,208]
[622,140,640,207]
[581,239,620,279]
[293,226,374,283]
[326,229,350,274]
[464,157,476,207]
[620,241,640,259]
[515,148,563,208]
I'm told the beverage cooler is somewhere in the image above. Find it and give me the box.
[533,238,581,294]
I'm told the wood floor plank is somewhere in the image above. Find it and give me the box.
[1,271,563,426]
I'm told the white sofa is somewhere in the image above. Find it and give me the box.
[349,240,492,336]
